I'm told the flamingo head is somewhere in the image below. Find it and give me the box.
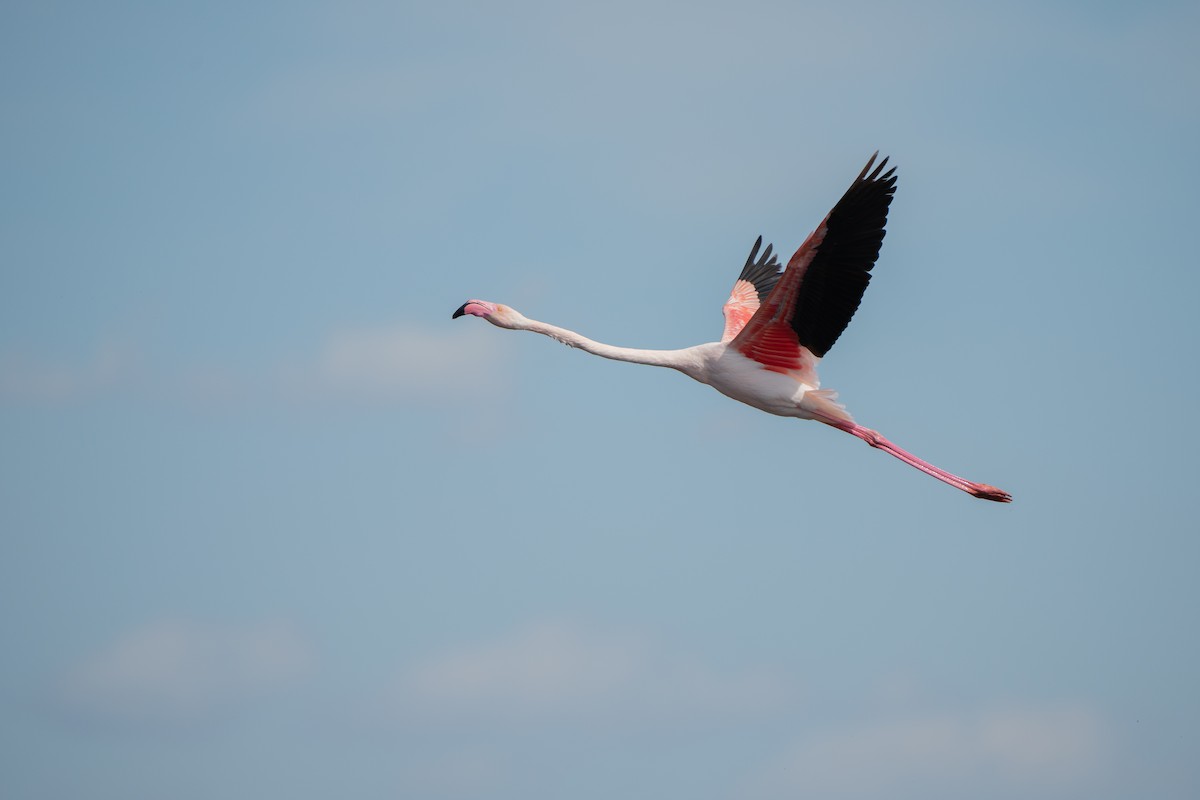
[451,299,524,329]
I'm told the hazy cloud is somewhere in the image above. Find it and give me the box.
[386,620,799,729]
[1,322,510,413]
[748,705,1108,800]
[303,322,509,405]
[0,343,134,404]
[177,321,512,412]
[57,619,314,730]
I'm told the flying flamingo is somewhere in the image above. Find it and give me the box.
[453,154,1011,502]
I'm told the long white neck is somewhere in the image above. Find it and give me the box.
[515,317,695,370]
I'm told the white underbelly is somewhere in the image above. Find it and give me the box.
[704,353,818,419]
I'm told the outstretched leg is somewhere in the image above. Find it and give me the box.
[818,417,1012,502]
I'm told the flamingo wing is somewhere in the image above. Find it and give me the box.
[730,153,897,375]
[720,236,783,342]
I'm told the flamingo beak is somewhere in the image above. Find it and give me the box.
[452,300,496,320]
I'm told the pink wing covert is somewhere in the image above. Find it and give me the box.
[720,279,760,342]
[730,223,826,381]
[720,236,783,342]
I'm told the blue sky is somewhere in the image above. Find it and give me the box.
[2,1,1198,798]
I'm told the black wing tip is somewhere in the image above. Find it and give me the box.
[742,235,779,271]
[857,151,880,180]
[744,235,764,270]
[857,152,897,189]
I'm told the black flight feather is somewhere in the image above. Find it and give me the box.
[791,154,897,357]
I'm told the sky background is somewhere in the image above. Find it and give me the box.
[2,1,1198,798]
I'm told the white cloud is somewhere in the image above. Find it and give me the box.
[747,705,1108,800]
[385,620,799,729]
[57,619,314,729]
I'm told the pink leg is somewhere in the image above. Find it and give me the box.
[820,418,1012,502]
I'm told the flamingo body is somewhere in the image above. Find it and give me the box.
[452,154,1011,502]
[698,346,824,419]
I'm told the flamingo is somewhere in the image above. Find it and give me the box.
[453,154,1011,502]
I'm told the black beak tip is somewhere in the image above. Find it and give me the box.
[451,302,469,319]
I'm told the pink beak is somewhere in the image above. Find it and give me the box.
[451,300,495,319]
